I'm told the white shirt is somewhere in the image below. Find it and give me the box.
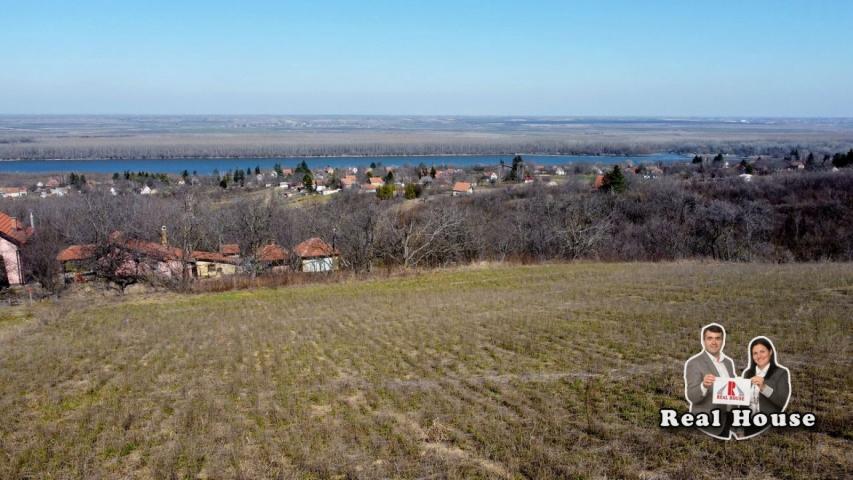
[749,364,775,412]
[700,351,731,397]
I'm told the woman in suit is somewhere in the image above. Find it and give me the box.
[740,336,791,438]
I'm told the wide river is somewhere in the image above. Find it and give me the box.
[0,153,688,175]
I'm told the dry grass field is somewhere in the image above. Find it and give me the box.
[0,262,850,479]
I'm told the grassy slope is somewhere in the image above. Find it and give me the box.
[0,263,850,479]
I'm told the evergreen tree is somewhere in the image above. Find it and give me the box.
[376,183,395,200]
[384,170,395,183]
[601,165,626,193]
[416,162,428,178]
[254,165,261,175]
[692,155,703,164]
[219,178,228,189]
[274,163,283,177]
[429,166,437,178]
[303,173,314,192]
[404,183,421,199]
[112,172,120,181]
[181,169,190,180]
[296,160,311,174]
[506,155,525,181]
[712,153,724,164]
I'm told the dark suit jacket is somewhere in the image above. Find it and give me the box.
[684,351,736,437]
[749,366,790,414]
[741,366,791,437]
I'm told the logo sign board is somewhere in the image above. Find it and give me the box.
[712,378,752,406]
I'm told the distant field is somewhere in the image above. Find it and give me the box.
[0,262,850,479]
[2,115,853,159]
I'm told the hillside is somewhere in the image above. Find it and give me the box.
[0,262,850,479]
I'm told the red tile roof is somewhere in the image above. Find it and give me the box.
[220,243,240,255]
[452,182,472,193]
[368,177,384,185]
[593,175,605,190]
[257,243,288,262]
[192,250,237,264]
[293,238,339,258]
[56,244,97,262]
[0,212,33,245]
[109,231,184,261]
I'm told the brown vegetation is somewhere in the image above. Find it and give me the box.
[0,262,849,478]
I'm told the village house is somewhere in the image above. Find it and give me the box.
[0,212,33,286]
[257,243,289,272]
[293,238,339,272]
[452,181,474,196]
[191,250,238,278]
[361,177,384,192]
[554,167,567,176]
[341,175,358,188]
[106,230,185,281]
[593,175,605,190]
[0,187,28,199]
[56,244,97,282]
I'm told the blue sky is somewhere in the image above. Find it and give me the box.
[1,1,851,116]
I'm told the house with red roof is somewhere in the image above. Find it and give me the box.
[256,243,289,272]
[56,244,97,281]
[0,212,33,286]
[452,182,473,196]
[191,250,238,278]
[293,238,339,272]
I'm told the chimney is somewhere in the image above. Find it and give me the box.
[160,225,168,246]
[29,211,35,231]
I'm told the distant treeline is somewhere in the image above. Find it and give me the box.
[2,138,853,160]
[5,168,852,292]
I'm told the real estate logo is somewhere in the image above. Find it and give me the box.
[713,378,751,406]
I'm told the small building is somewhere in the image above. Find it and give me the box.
[191,250,238,278]
[56,244,97,282]
[341,175,358,188]
[107,231,185,280]
[257,243,289,272]
[452,182,473,196]
[554,167,567,176]
[293,238,339,272]
[0,212,33,286]
[0,187,28,199]
[593,175,605,190]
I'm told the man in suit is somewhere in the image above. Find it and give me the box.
[683,323,736,439]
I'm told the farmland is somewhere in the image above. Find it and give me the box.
[0,262,851,479]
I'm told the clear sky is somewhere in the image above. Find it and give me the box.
[1,1,851,116]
